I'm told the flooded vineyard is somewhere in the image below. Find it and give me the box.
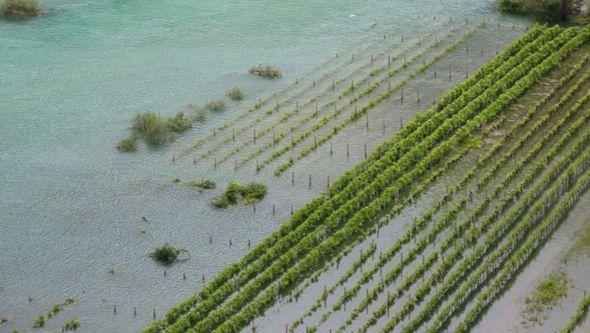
[2,1,590,333]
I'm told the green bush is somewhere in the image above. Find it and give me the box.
[129,111,192,144]
[499,0,526,13]
[116,136,138,152]
[188,179,216,190]
[228,87,245,101]
[239,183,268,204]
[167,112,193,132]
[150,244,187,265]
[33,315,44,328]
[64,318,81,331]
[249,65,282,79]
[212,182,267,208]
[132,112,171,143]
[0,0,40,19]
[206,100,227,112]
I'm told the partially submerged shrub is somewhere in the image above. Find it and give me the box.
[132,112,171,143]
[212,182,241,208]
[167,112,193,132]
[206,100,227,112]
[499,0,527,13]
[150,244,187,265]
[1,0,40,19]
[64,318,81,331]
[212,182,267,208]
[33,315,44,328]
[239,183,268,204]
[227,87,245,101]
[129,111,192,144]
[116,136,138,152]
[188,179,216,190]
[249,65,282,79]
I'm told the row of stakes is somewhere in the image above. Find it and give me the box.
[173,55,480,165]
[169,19,517,166]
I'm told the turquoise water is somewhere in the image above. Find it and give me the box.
[0,1,527,332]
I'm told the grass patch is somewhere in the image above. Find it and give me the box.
[522,270,570,326]
[205,100,227,112]
[116,136,138,152]
[150,244,187,265]
[188,179,216,190]
[249,65,282,79]
[64,318,81,331]
[1,0,40,19]
[212,182,267,208]
[227,87,245,101]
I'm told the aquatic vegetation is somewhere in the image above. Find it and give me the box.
[249,65,282,79]
[116,136,138,152]
[128,111,193,145]
[47,298,75,319]
[132,112,172,143]
[64,318,81,331]
[32,315,44,328]
[212,182,267,208]
[0,0,39,19]
[238,183,268,204]
[522,271,570,326]
[227,87,245,101]
[150,244,187,265]
[188,179,216,190]
[167,112,193,132]
[205,100,227,112]
[212,182,241,208]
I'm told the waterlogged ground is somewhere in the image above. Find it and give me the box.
[0,0,539,332]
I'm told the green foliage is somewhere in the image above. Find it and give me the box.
[64,318,81,331]
[212,182,267,208]
[150,244,186,265]
[167,112,193,132]
[499,0,527,13]
[0,0,39,19]
[239,183,268,204]
[33,315,44,328]
[205,100,227,112]
[127,111,192,145]
[188,179,216,190]
[249,65,282,79]
[116,136,138,152]
[522,271,570,325]
[560,293,590,333]
[132,112,171,143]
[227,87,245,101]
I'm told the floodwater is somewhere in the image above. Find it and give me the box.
[0,1,531,332]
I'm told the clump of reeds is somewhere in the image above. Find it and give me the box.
[64,318,81,331]
[116,136,138,152]
[1,0,40,19]
[188,179,216,190]
[205,100,227,112]
[227,87,245,101]
[249,65,282,79]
